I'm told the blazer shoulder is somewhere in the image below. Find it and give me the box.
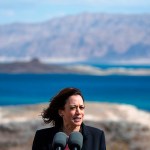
[85,125,104,134]
[33,127,57,144]
[35,126,57,139]
[82,125,106,150]
[32,127,56,150]
[36,127,54,134]
[83,125,105,138]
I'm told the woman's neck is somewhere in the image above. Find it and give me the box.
[62,125,81,136]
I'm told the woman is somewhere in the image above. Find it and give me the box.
[32,87,106,150]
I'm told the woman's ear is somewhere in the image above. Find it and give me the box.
[58,109,64,117]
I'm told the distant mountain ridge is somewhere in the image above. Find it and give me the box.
[0,13,150,64]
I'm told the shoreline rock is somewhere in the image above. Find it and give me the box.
[1,102,150,128]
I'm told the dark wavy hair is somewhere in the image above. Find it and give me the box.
[41,87,84,128]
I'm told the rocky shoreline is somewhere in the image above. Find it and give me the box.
[0,59,150,75]
[0,102,150,150]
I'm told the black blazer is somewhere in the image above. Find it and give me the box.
[32,123,106,150]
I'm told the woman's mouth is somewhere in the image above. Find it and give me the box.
[73,117,82,122]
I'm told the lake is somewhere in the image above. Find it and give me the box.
[0,73,150,111]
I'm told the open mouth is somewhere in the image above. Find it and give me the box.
[73,117,82,122]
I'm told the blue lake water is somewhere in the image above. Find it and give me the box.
[0,73,150,111]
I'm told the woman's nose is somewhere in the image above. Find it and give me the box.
[76,107,81,114]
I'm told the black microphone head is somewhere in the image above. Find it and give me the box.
[68,131,83,150]
[52,132,68,149]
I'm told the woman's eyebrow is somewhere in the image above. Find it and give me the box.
[69,104,84,106]
[69,104,77,106]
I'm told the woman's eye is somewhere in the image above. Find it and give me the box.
[80,106,85,110]
[70,107,76,110]
[70,105,85,110]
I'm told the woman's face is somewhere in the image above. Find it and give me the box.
[60,95,85,129]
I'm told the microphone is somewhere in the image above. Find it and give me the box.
[52,132,68,150]
[68,131,83,150]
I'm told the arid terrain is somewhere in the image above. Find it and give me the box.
[0,102,150,150]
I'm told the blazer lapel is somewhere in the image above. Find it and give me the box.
[81,123,91,150]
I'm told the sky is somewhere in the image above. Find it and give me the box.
[0,0,150,25]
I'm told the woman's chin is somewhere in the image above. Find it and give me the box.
[72,121,82,126]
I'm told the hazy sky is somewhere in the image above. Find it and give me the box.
[0,0,150,25]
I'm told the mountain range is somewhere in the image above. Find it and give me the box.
[0,13,150,64]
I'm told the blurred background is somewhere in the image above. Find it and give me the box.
[0,0,150,150]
